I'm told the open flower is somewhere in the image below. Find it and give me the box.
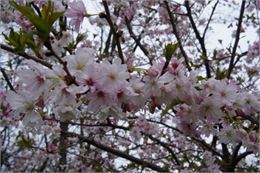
[198,97,224,122]
[65,47,95,75]
[87,90,114,113]
[96,59,129,93]
[6,91,42,126]
[64,0,87,32]
[17,60,50,97]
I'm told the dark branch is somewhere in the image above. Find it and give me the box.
[148,119,223,158]
[164,1,192,71]
[59,122,69,171]
[102,1,125,63]
[231,142,242,164]
[227,0,246,79]
[0,44,53,69]
[65,132,169,172]
[185,0,211,78]
[103,29,113,54]
[125,17,149,56]
[202,0,219,39]
[234,150,254,166]
[0,67,16,92]
[145,133,180,166]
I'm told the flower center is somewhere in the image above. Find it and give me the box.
[75,63,85,70]
[108,73,117,80]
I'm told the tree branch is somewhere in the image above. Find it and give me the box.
[103,29,113,54]
[148,119,223,158]
[227,0,246,79]
[0,44,52,69]
[65,132,169,172]
[0,67,16,92]
[184,0,211,78]
[102,1,125,63]
[231,142,242,164]
[234,150,254,165]
[145,133,180,166]
[164,1,192,72]
[125,17,149,56]
[59,122,69,171]
[202,0,219,39]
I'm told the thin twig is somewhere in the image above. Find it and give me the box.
[103,29,112,54]
[164,1,192,72]
[233,51,247,66]
[185,0,211,78]
[148,119,223,158]
[0,68,16,92]
[145,133,180,165]
[65,132,169,172]
[202,0,219,39]
[102,0,125,63]
[227,0,246,79]
[0,44,52,69]
[125,17,149,56]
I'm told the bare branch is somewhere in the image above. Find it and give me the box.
[184,0,211,78]
[65,132,169,172]
[164,1,192,72]
[0,44,52,69]
[102,1,125,63]
[125,17,149,56]
[202,0,219,39]
[227,0,246,79]
[0,67,16,92]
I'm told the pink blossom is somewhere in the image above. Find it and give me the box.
[6,91,42,126]
[17,60,50,97]
[64,0,87,32]
[198,97,224,122]
[87,90,114,113]
[14,11,33,30]
[76,62,101,91]
[239,93,260,114]
[96,59,129,93]
[212,81,238,106]
[65,47,95,75]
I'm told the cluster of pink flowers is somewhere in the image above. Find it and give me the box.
[0,0,260,171]
[246,41,260,63]
[64,0,87,32]
[4,48,259,153]
[131,116,158,139]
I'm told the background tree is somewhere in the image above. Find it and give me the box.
[0,0,259,172]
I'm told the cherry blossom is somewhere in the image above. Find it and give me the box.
[65,47,95,75]
[0,0,259,172]
[64,0,87,32]
[6,91,42,126]
[96,59,130,93]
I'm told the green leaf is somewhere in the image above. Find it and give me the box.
[76,34,86,44]
[41,1,64,26]
[11,1,63,39]
[94,165,103,172]
[49,11,64,26]
[131,67,145,72]
[4,29,25,52]
[4,29,37,53]
[17,136,35,149]
[216,67,226,80]
[11,1,51,36]
[165,43,179,62]
[196,75,206,81]
[161,99,181,116]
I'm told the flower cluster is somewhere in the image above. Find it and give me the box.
[246,41,260,63]
[1,0,260,171]
[4,50,260,153]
